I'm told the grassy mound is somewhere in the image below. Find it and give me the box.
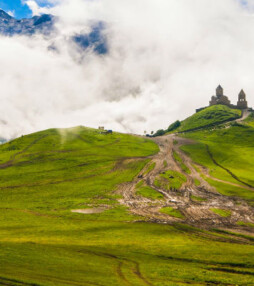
[154,170,187,190]
[160,207,184,218]
[136,180,164,200]
[177,105,241,132]
[0,127,158,212]
[154,105,241,136]
[211,208,232,218]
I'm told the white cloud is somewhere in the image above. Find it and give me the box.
[7,10,15,17]
[1,0,254,139]
[23,0,51,16]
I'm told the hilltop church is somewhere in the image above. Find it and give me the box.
[196,85,250,113]
[209,85,248,109]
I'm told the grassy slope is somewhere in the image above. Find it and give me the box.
[180,115,254,204]
[175,105,241,132]
[1,127,254,285]
[244,112,254,128]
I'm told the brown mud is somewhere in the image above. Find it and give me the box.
[117,135,254,237]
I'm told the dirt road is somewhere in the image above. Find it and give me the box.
[118,135,254,234]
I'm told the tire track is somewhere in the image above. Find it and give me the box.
[118,135,254,232]
[76,248,154,285]
[116,262,131,285]
[132,261,154,286]
[0,276,42,286]
[0,157,146,190]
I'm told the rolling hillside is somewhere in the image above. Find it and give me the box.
[176,105,241,132]
[180,113,254,204]
[153,105,242,136]
[0,125,254,285]
[181,124,254,184]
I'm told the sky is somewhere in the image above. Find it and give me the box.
[0,0,31,18]
[0,0,251,19]
[0,0,53,18]
[1,0,254,139]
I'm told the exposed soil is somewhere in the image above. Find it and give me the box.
[71,207,110,214]
[117,135,254,235]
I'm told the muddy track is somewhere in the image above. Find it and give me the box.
[206,145,254,189]
[117,135,254,236]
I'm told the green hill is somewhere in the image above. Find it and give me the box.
[154,105,241,136]
[1,126,254,285]
[176,105,241,132]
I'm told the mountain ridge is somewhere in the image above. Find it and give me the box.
[0,9,107,54]
[0,9,54,35]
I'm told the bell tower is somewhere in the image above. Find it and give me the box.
[237,90,248,109]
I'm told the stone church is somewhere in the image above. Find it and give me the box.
[209,85,248,109]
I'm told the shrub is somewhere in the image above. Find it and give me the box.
[167,120,181,132]
[153,129,166,137]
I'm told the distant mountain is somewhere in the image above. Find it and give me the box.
[73,22,108,54]
[0,138,6,144]
[0,9,107,54]
[0,9,54,35]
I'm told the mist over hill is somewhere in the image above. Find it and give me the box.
[1,0,254,141]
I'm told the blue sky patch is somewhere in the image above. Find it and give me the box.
[0,0,53,19]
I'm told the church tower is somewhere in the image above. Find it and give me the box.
[216,85,223,98]
[237,90,248,109]
[210,85,231,106]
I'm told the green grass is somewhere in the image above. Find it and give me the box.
[154,170,187,190]
[194,178,201,186]
[180,123,254,204]
[210,208,232,218]
[204,177,254,205]
[1,126,254,285]
[156,106,241,137]
[160,207,184,219]
[144,162,156,175]
[244,112,254,127]
[173,151,191,174]
[136,181,164,200]
[191,195,207,202]
[237,221,254,227]
[212,228,254,242]
[176,105,241,132]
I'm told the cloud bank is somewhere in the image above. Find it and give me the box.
[1,0,254,139]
